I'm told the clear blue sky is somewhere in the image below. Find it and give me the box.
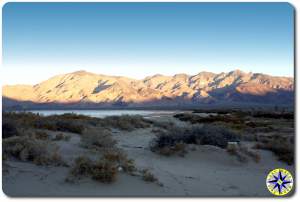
[2,2,294,85]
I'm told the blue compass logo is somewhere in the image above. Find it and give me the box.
[266,168,293,196]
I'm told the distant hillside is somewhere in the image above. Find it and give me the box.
[2,70,294,109]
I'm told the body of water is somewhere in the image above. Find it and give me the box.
[28,110,182,118]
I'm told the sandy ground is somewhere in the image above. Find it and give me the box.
[2,116,295,197]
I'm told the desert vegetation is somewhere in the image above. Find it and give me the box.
[66,155,118,183]
[2,112,152,134]
[173,109,294,165]
[3,135,66,166]
[2,108,294,197]
[227,143,261,163]
[254,135,294,165]
[99,115,152,131]
[150,125,239,156]
[80,128,117,150]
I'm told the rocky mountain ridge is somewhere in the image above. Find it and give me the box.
[2,70,294,108]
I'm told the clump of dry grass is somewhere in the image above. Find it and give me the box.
[150,125,239,156]
[3,112,86,134]
[151,120,175,131]
[102,149,137,174]
[66,147,138,183]
[254,135,294,165]
[68,156,93,178]
[66,156,118,183]
[227,144,261,163]
[81,128,116,150]
[2,120,19,139]
[239,145,261,163]
[52,133,71,141]
[174,113,243,125]
[33,131,49,140]
[2,136,66,166]
[141,169,158,182]
[100,115,152,131]
[91,159,118,183]
[156,142,187,157]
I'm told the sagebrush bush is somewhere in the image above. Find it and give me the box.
[100,115,152,131]
[52,133,71,141]
[2,136,66,166]
[3,136,48,162]
[156,143,187,157]
[150,125,239,155]
[34,131,49,140]
[252,112,294,119]
[81,128,116,150]
[91,159,118,183]
[2,120,19,139]
[67,156,118,183]
[142,169,158,182]
[254,136,294,165]
[3,112,86,134]
[227,144,260,163]
[151,120,175,130]
[103,149,137,174]
[174,113,243,125]
[69,156,94,178]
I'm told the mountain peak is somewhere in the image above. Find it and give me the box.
[2,70,294,108]
[71,70,94,76]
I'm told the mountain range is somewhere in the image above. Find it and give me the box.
[2,70,294,109]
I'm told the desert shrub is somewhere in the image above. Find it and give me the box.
[103,149,137,174]
[3,112,42,129]
[81,128,116,150]
[3,112,87,134]
[2,136,66,166]
[174,113,244,125]
[252,112,294,119]
[141,169,158,182]
[2,120,19,138]
[52,133,71,141]
[55,120,84,134]
[156,142,187,157]
[227,144,260,163]
[34,131,49,140]
[91,159,118,183]
[3,136,48,162]
[69,156,94,178]
[2,112,153,134]
[150,125,239,155]
[33,119,58,131]
[239,145,261,163]
[100,115,152,131]
[50,151,68,166]
[67,156,118,183]
[254,136,294,165]
[151,120,175,130]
